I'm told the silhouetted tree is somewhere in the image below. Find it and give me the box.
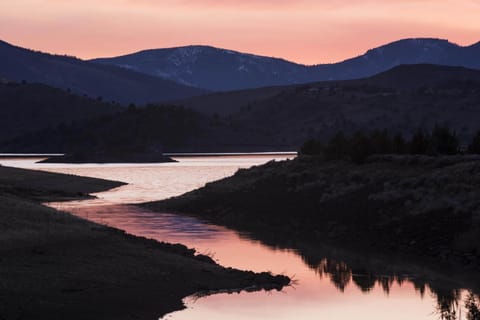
[430,125,459,155]
[349,131,373,164]
[410,129,430,154]
[300,139,324,155]
[325,132,349,160]
[392,133,407,154]
[468,131,480,154]
[127,103,137,112]
[370,129,392,154]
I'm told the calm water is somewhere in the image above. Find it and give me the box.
[1,156,475,320]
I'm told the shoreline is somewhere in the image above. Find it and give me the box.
[0,166,289,319]
[144,155,480,290]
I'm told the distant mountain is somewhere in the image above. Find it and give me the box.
[0,40,206,105]
[91,46,310,91]
[315,38,480,81]
[91,38,480,91]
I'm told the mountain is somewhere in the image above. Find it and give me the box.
[0,40,206,105]
[0,81,121,143]
[4,65,480,154]
[314,38,480,81]
[91,38,480,91]
[91,46,310,91]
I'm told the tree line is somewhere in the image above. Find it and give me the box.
[300,126,480,163]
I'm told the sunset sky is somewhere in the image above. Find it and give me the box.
[1,0,479,65]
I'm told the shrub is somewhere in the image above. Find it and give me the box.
[299,139,324,156]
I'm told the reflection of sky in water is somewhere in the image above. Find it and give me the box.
[55,203,451,320]
[2,156,475,320]
[0,155,293,205]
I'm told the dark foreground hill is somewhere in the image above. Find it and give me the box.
[0,40,206,105]
[92,38,480,91]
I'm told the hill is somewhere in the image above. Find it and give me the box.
[0,40,206,105]
[3,64,480,155]
[91,38,480,91]
[0,104,284,155]
[0,81,120,142]
[176,64,480,147]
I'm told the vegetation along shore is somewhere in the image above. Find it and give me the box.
[144,146,480,286]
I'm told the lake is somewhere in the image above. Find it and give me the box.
[0,155,474,320]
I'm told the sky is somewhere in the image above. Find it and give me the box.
[1,0,479,65]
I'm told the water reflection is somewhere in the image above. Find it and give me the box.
[465,292,480,320]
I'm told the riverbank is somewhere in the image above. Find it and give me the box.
[145,155,480,278]
[0,166,289,320]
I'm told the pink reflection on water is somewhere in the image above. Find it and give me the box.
[48,203,440,320]
[3,155,293,205]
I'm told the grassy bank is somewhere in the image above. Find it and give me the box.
[145,155,480,276]
[0,166,288,320]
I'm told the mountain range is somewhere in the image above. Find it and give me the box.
[0,40,206,105]
[92,38,480,91]
[1,38,479,103]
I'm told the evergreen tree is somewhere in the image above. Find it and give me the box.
[410,129,430,155]
[325,132,349,160]
[349,131,373,164]
[392,133,407,154]
[300,139,323,155]
[370,129,392,154]
[468,131,480,154]
[430,125,459,155]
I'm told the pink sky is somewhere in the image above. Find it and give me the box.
[1,0,479,65]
